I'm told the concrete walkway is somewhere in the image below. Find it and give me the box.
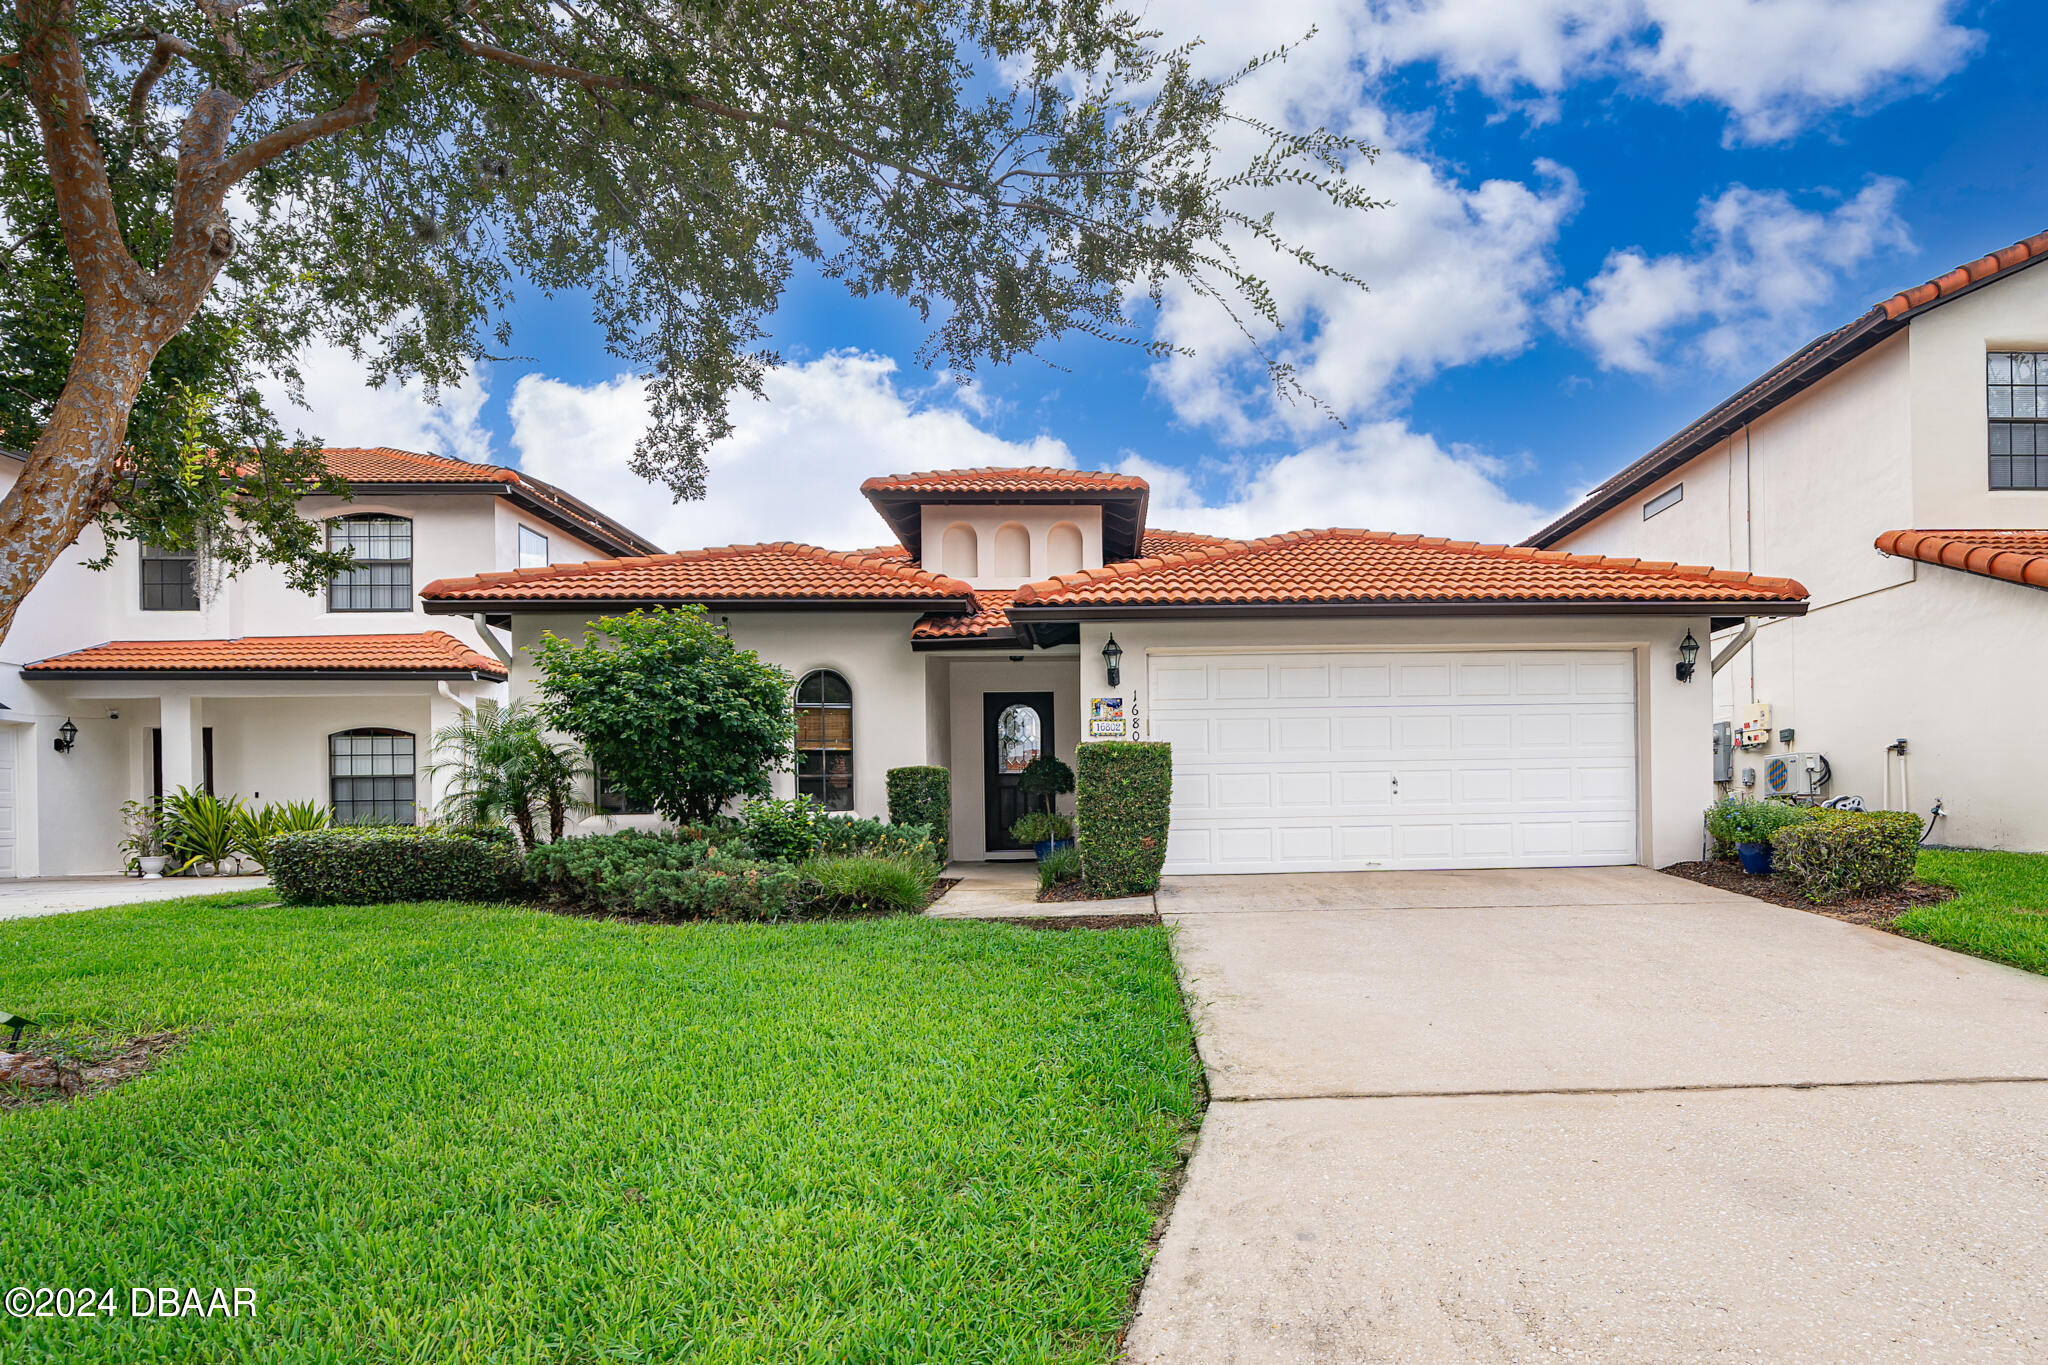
[0,873,270,921]
[1126,867,2048,1364]
[925,860,1154,920]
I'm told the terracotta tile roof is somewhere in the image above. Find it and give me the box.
[1140,528,1235,555]
[912,589,1018,642]
[312,447,662,557]
[1527,225,2048,550]
[23,631,506,679]
[1010,528,1808,611]
[1875,529,2048,590]
[860,466,1148,495]
[420,543,974,608]
[1880,230,2048,320]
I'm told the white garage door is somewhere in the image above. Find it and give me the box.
[1150,650,1638,874]
[0,726,15,878]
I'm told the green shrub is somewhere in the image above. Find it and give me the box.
[815,816,939,869]
[162,786,245,872]
[1704,797,1815,854]
[742,795,826,862]
[1017,755,1075,814]
[795,855,935,916]
[1772,811,1924,903]
[1037,845,1081,891]
[1075,742,1172,897]
[268,826,526,905]
[525,829,797,921]
[886,766,950,864]
[1010,811,1074,846]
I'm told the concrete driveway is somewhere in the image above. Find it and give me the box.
[1126,867,2048,1364]
[0,874,267,920]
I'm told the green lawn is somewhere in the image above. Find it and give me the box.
[0,894,1201,1363]
[1899,849,2048,975]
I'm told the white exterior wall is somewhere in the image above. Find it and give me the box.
[1075,615,1716,870]
[0,455,612,874]
[1552,273,2048,850]
[507,610,929,825]
[917,504,1103,587]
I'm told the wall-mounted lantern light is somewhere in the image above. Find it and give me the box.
[1101,634,1124,688]
[53,718,78,754]
[1676,632,1700,684]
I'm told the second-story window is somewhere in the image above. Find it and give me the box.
[139,543,200,611]
[327,514,412,612]
[1988,352,2048,489]
[519,525,549,569]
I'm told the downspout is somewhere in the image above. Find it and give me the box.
[438,681,477,713]
[1710,617,1758,676]
[471,612,516,668]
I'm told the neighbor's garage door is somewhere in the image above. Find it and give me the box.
[1149,650,1637,874]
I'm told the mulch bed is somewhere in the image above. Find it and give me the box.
[1007,912,1163,931]
[0,1029,187,1109]
[1662,859,1954,929]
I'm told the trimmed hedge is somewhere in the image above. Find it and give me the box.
[1772,810,1924,903]
[268,826,525,905]
[886,766,950,865]
[1075,742,1172,897]
[526,830,798,921]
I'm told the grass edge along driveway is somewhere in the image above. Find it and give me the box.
[1901,848,2048,976]
[0,893,1202,1364]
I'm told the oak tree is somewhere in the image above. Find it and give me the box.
[0,0,1377,641]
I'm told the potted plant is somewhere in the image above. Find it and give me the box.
[1017,756,1075,816]
[1708,798,1812,875]
[119,800,167,878]
[1010,811,1075,860]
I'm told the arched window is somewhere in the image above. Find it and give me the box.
[941,523,979,578]
[795,670,855,811]
[1046,522,1084,575]
[994,522,1031,577]
[330,728,417,825]
[327,514,413,612]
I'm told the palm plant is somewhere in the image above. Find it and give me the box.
[163,787,244,873]
[427,701,589,847]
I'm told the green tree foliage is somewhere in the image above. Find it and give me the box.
[531,607,794,824]
[426,699,588,846]
[0,0,1379,639]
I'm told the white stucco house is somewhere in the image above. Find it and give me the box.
[1527,228,2048,852]
[0,446,660,876]
[421,467,1808,874]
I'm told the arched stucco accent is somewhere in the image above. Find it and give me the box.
[942,523,979,578]
[994,522,1031,578]
[1046,521,1084,575]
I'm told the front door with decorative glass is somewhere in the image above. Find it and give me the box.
[983,692,1053,854]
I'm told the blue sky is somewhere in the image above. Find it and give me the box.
[273,0,2048,553]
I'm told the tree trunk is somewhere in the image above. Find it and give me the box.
[513,802,537,850]
[547,789,566,842]
[0,320,157,643]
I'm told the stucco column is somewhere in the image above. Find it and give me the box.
[158,691,203,796]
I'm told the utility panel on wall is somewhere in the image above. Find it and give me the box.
[1736,703,1773,750]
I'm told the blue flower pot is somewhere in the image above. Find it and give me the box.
[1033,838,1076,860]
[1735,841,1773,876]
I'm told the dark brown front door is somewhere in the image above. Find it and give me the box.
[984,692,1054,853]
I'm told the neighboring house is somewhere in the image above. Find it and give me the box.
[1526,228,2048,852]
[421,467,1807,874]
[0,447,659,877]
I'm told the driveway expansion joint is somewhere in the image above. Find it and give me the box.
[1210,1074,2048,1103]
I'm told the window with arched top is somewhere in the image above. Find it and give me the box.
[1046,522,1084,575]
[795,670,855,811]
[327,514,413,612]
[942,523,979,578]
[994,523,1031,577]
[330,728,417,825]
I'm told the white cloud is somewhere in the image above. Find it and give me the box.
[1370,0,1981,144]
[1122,425,1546,545]
[1565,177,1911,375]
[509,351,1073,553]
[258,337,495,463]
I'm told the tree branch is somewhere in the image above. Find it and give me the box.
[215,34,431,186]
[129,32,195,126]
